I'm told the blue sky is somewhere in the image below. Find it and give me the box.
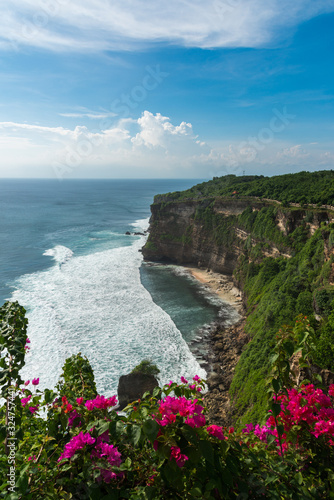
[0,0,333,179]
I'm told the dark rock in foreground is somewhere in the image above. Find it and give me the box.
[117,373,159,410]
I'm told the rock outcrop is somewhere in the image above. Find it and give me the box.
[117,373,159,410]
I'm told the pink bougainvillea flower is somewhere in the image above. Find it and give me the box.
[189,384,196,390]
[21,395,32,407]
[24,380,30,386]
[329,385,334,397]
[32,378,39,386]
[206,425,226,440]
[68,410,82,428]
[28,455,36,461]
[185,414,206,428]
[58,432,96,462]
[193,375,201,382]
[76,397,84,405]
[28,406,39,415]
[85,395,117,411]
[242,423,254,434]
[170,446,188,467]
[180,376,188,384]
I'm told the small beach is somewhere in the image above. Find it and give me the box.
[185,267,244,313]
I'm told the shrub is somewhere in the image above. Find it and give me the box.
[131,359,160,377]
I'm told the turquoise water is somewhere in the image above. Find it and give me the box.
[0,179,236,395]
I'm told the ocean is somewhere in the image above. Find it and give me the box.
[0,179,237,396]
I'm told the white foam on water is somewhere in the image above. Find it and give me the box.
[130,218,150,232]
[13,236,205,396]
[43,245,73,266]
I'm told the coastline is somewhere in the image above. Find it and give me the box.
[185,266,244,314]
[183,265,248,426]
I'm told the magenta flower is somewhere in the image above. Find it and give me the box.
[76,397,84,405]
[180,376,188,384]
[85,395,117,411]
[206,425,226,440]
[242,423,254,434]
[24,380,30,386]
[193,375,201,382]
[32,378,39,386]
[170,446,188,467]
[68,410,82,428]
[21,395,32,407]
[91,442,122,467]
[329,385,334,397]
[185,414,206,428]
[58,432,96,462]
[28,406,39,415]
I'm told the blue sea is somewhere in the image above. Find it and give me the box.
[0,179,238,396]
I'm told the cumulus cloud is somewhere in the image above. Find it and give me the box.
[1,0,334,52]
[1,113,333,178]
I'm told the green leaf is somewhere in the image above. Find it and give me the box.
[295,471,303,485]
[271,403,281,417]
[128,424,142,446]
[181,425,199,445]
[199,440,214,465]
[267,433,276,445]
[16,474,28,494]
[283,341,295,357]
[96,420,110,435]
[189,487,203,497]
[120,457,132,471]
[272,378,280,394]
[142,419,159,441]
[277,424,285,436]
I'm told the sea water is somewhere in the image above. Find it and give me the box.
[0,179,237,396]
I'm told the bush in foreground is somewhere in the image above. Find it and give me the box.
[1,302,334,499]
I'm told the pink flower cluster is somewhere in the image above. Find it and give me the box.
[241,385,334,451]
[155,395,206,428]
[268,384,334,447]
[206,425,226,441]
[58,432,96,461]
[170,446,188,467]
[85,395,118,411]
[58,429,122,483]
[21,394,39,414]
[24,338,30,351]
[91,434,122,483]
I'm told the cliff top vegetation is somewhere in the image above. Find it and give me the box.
[154,170,334,207]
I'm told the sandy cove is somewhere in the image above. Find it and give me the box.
[185,266,244,313]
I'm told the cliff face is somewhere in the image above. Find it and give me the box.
[142,194,334,425]
[142,197,329,274]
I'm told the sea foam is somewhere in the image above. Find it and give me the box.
[13,234,205,396]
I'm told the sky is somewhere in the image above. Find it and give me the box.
[0,0,333,179]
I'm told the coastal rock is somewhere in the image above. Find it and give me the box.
[117,373,159,410]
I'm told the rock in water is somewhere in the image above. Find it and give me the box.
[117,373,159,410]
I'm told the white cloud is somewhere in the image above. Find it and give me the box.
[59,112,117,119]
[277,144,310,160]
[1,0,333,52]
[1,114,333,178]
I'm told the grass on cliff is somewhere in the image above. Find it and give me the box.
[155,170,334,206]
[230,224,334,426]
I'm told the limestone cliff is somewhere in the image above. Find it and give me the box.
[142,197,331,273]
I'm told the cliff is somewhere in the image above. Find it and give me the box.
[142,196,330,273]
[142,188,334,425]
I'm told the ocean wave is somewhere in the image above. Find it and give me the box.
[43,245,74,267]
[13,238,205,396]
[130,218,150,232]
